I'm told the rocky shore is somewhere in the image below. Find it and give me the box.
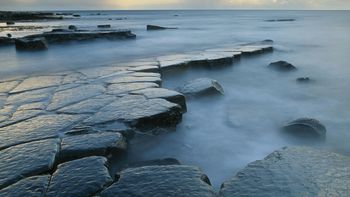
[0,39,349,196]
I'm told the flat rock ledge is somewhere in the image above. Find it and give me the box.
[0,40,275,195]
[158,40,273,71]
[220,146,350,197]
[100,165,217,197]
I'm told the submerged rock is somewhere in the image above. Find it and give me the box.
[0,139,59,189]
[100,165,217,197]
[46,156,113,197]
[220,146,350,197]
[180,78,224,97]
[59,132,127,162]
[282,118,327,142]
[268,61,296,71]
[15,37,48,50]
[147,25,178,30]
[297,77,311,83]
[0,175,50,197]
[266,19,296,22]
[68,25,77,30]
[98,24,111,28]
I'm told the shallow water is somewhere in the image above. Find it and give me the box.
[1,10,350,188]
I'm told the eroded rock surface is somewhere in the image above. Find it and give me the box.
[0,139,59,189]
[46,156,113,197]
[101,165,217,197]
[0,114,84,149]
[220,146,350,197]
[0,175,50,197]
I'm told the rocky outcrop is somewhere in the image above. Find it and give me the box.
[180,78,224,97]
[15,37,48,50]
[147,25,178,30]
[220,146,350,197]
[24,30,136,43]
[0,11,62,21]
[282,118,327,142]
[268,61,296,71]
[46,156,113,197]
[100,165,217,197]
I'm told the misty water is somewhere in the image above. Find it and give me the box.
[1,10,350,188]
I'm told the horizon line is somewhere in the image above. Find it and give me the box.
[1,8,350,12]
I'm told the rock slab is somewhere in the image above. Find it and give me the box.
[101,165,217,197]
[220,146,350,197]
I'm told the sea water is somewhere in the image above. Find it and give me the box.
[1,10,350,188]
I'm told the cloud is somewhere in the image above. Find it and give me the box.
[0,0,349,10]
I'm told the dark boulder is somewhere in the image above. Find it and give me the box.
[97,24,111,28]
[220,146,350,197]
[268,61,296,71]
[297,77,311,83]
[68,25,77,31]
[282,118,326,142]
[147,25,178,30]
[15,37,48,50]
[6,21,15,25]
[179,78,224,97]
[7,34,12,38]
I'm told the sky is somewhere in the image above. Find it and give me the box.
[1,0,350,10]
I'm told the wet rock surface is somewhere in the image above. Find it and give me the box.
[0,175,50,197]
[268,60,296,71]
[46,156,113,197]
[100,165,217,197]
[60,132,127,162]
[282,118,327,142]
[180,78,224,97]
[0,139,59,189]
[220,146,350,197]
[158,42,273,71]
